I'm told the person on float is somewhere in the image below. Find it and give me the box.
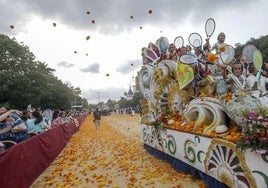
[163,43,178,61]
[224,61,249,93]
[179,46,187,57]
[211,32,226,54]
[197,47,217,77]
[263,61,268,91]
[237,55,249,77]
[186,45,194,55]
[246,63,268,106]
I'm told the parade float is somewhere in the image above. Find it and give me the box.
[138,19,268,188]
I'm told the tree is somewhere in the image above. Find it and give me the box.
[0,34,78,110]
[235,35,268,61]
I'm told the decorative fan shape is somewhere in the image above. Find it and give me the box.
[177,63,194,89]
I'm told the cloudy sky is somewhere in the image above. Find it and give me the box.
[0,0,267,103]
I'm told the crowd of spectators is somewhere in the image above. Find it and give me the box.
[0,107,84,151]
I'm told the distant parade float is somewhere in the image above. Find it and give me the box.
[138,18,268,188]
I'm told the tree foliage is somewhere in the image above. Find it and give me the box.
[0,34,88,110]
[235,35,268,61]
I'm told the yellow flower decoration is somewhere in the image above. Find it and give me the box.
[207,53,217,62]
[219,45,226,52]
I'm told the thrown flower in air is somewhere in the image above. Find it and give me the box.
[219,45,226,53]
[130,16,134,19]
[52,22,57,27]
[148,9,152,14]
[9,25,15,29]
[140,26,142,29]
[207,53,217,63]
[74,51,77,54]
[105,73,110,77]
[86,11,90,14]
[86,36,90,40]
[91,20,95,24]
[86,53,88,56]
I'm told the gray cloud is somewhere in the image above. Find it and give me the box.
[57,61,74,68]
[81,87,125,104]
[116,59,142,75]
[79,63,100,73]
[0,0,256,36]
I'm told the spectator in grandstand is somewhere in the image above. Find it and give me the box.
[42,109,53,127]
[0,110,28,142]
[51,110,65,128]
[20,110,32,122]
[0,110,12,138]
[26,111,50,133]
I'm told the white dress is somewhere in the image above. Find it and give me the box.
[246,74,268,106]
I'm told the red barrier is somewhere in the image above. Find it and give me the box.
[0,116,85,188]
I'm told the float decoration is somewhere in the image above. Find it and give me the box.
[138,20,268,187]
